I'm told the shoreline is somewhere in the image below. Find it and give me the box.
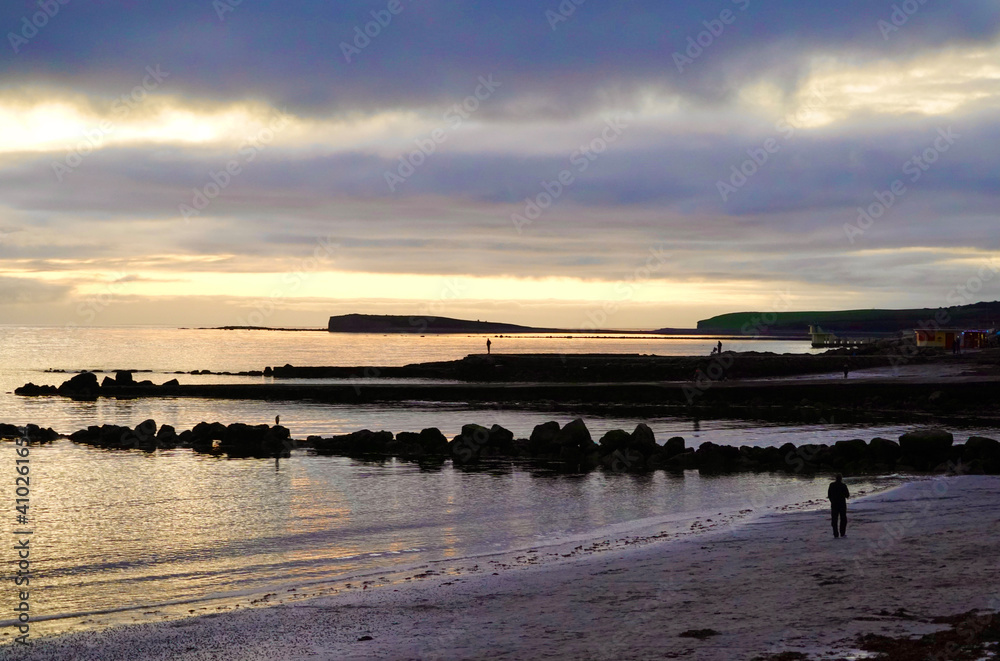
[16,351,1000,426]
[5,475,997,660]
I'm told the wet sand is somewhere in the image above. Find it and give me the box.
[5,475,998,660]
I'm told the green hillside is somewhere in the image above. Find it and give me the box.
[695,301,1000,334]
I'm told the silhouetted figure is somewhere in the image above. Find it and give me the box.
[717,340,722,354]
[843,362,849,379]
[275,415,280,425]
[486,338,492,355]
[955,336,962,354]
[828,474,850,538]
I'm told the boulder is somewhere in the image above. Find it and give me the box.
[528,421,561,455]
[124,419,158,450]
[161,379,180,387]
[629,423,658,454]
[417,428,449,454]
[115,370,134,386]
[156,424,178,448]
[101,377,116,388]
[598,429,631,453]
[14,383,58,396]
[664,449,698,471]
[488,424,515,454]
[663,437,686,459]
[554,418,593,451]
[899,428,954,470]
[0,423,20,438]
[831,439,868,467]
[962,436,1000,472]
[314,429,391,456]
[57,372,100,397]
[869,438,901,466]
[220,423,291,458]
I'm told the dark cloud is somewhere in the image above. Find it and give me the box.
[0,276,69,304]
[2,1,999,114]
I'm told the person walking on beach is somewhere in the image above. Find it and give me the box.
[486,338,491,355]
[828,474,850,538]
[843,361,850,379]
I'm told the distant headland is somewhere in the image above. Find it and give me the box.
[696,300,1000,334]
[327,313,540,334]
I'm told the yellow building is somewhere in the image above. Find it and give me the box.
[914,329,992,349]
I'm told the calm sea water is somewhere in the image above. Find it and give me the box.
[0,327,993,641]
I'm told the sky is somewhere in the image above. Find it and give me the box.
[0,0,999,329]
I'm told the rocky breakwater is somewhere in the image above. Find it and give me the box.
[0,423,59,443]
[16,371,181,400]
[305,420,1000,475]
[68,420,292,458]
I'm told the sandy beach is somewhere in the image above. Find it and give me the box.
[5,474,998,660]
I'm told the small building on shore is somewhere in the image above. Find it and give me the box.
[914,328,993,350]
[808,325,897,348]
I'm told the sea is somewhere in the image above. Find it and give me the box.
[0,327,994,640]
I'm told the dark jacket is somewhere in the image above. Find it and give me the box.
[828,481,850,505]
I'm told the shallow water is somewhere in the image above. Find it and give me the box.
[0,327,993,642]
[0,439,902,639]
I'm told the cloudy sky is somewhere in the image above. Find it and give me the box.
[1,0,998,329]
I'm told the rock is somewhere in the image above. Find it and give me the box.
[488,424,515,454]
[313,429,392,456]
[831,439,868,467]
[101,377,116,388]
[57,372,100,398]
[899,428,954,470]
[663,436,686,459]
[161,379,179,387]
[528,421,561,455]
[418,428,449,455]
[115,370,134,386]
[70,426,100,443]
[0,423,20,438]
[15,383,58,396]
[962,436,1000,472]
[630,423,657,454]
[869,438,901,467]
[220,423,291,458]
[190,422,229,453]
[598,430,631,453]
[695,442,741,472]
[664,449,698,470]
[123,419,158,450]
[554,418,593,450]
[451,424,490,462]
[156,424,178,448]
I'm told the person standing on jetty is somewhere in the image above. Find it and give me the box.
[828,474,850,538]
[486,338,492,355]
